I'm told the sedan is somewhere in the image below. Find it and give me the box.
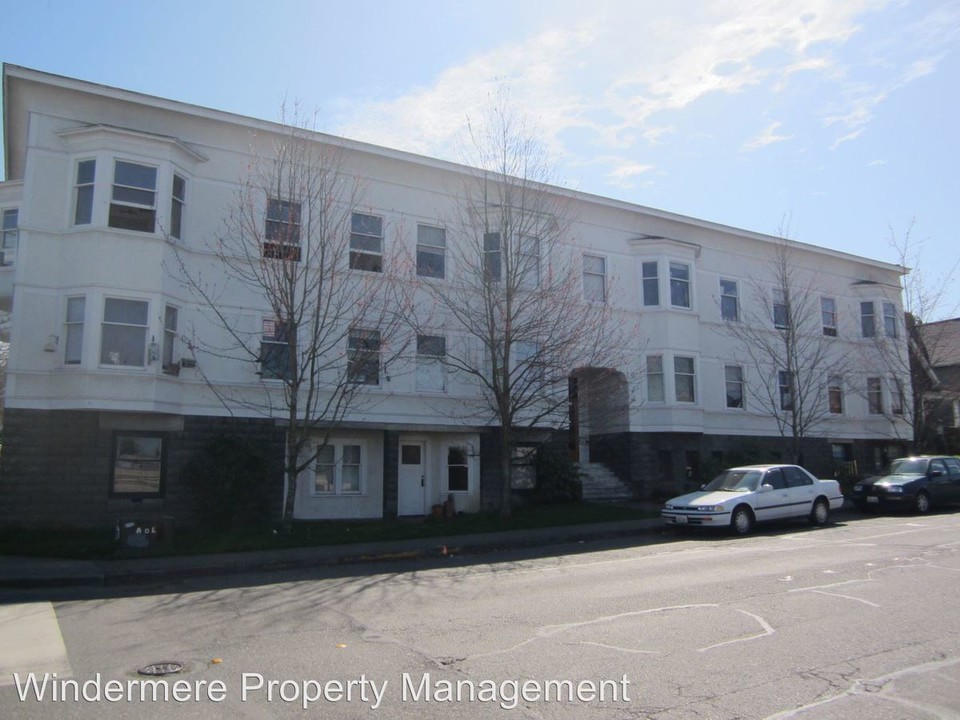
[662,464,844,535]
[851,456,960,513]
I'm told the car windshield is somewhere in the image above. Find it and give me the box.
[703,470,761,492]
[888,458,929,475]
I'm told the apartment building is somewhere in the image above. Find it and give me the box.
[0,65,911,528]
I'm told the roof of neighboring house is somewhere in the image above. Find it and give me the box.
[919,318,960,368]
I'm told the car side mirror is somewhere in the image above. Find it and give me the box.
[760,484,774,493]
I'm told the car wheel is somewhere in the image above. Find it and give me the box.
[730,506,754,535]
[914,491,931,514]
[810,498,829,526]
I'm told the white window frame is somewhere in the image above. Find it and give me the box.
[312,440,366,495]
[720,279,739,321]
[647,355,665,403]
[867,376,884,414]
[264,198,302,260]
[347,328,381,385]
[483,231,502,281]
[861,301,876,338]
[73,159,96,226]
[109,159,158,233]
[642,261,660,307]
[773,288,789,329]
[669,261,691,309]
[162,305,179,374]
[891,377,905,415]
[583,254,607,303]
[828,375,844,414]
[779,370,794,411]
[674,355,696,403]
[416,334,446,392]
[64,296,85,365]
[446,445,471,494]
[724,364,744,409]
[350,212,383,272]
[170,174,186,240]
[883,301,898,338]
[821,296,838,337]
[1,208,17,267]
[416,224,446,279]
[260,318,292,380]
[100,297,149,368]
[520,234,541,288]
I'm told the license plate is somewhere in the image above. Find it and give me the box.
[675,515,688,524]
[867,496,879,504]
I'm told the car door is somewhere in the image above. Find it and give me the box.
[926,459,952,504]
[942,458,960,503]
[784,465,816,517]
[754,468,791,521]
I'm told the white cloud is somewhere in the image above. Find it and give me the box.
[742,121,794,151]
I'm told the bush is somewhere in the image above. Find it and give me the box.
[531,447,582,504]
[184,435,272,530]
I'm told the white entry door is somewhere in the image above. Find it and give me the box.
[398,442,426,515]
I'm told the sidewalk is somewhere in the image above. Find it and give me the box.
[0,514,666,590]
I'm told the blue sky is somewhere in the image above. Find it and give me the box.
[4,0,959,318]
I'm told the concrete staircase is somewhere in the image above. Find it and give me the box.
[580,462,636,503]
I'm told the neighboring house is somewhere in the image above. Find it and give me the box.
[0,65,912,528]
[914,318,960,453]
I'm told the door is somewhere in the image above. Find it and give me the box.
[754,468,791,521]
[398,442,426,515]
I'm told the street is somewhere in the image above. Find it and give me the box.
[3,510,960,718]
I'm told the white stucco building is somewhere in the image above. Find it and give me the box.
[0,65,911,528]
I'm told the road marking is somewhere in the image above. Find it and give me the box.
[0,603,72,687]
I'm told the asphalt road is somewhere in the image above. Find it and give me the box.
[3,510,960,719]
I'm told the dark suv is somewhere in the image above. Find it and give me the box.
[851,456,960,514]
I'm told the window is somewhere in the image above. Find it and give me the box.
[861,301,876,338]
[264,199,301,260]
[416,224,445,279]
[100,298,149,366]
[725,365,744,408]
[828,376,844,414]
[260,318,292,380]
[416,334,446,392]
[891,377,905,415]
[773,288,789,329]
[447,446,469,492]
[647,355,665,402]
[170,174,185,240]
[520,235,540,288]
[583,254,606,302]
[821,297,837,336]
[350,212,383,272]
[764,468,788,490]
[483,232,501,281]
[513,340,544,382]
[642,261,659,306]
[867,377,883,414]
[674,356,696,403]
[109,160,157,232]
[111,432,164,497]
[162,305,178,373]
[779,370,794,411]
[64,297,85,365]
[1,208,17,266]
[720,279,739,321]
[511,446,537,490]
[669,262,691,308]
[348,329,380,385]
[883,302,898,338]
[74,159,96,225]
[314,442,363,495]
[784,466,814,488]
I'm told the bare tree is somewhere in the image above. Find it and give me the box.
[172,114,408,529]
[873,219,960,450]
[722,238,850,463]
[413,96,637,516]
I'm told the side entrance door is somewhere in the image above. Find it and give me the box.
[398,442,426,516]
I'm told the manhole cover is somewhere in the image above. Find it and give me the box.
[137,661,184,677]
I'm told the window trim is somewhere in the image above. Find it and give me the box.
[109,159,158,233]
[347,328,381,385]
[642,261,660,307]
[109,431,166,499]
[100,297,150,368]
[867,376,884,415]
[828,375,844,414]
[312,440,366,496]
[170,174,186,240]
[861,301,876,338]
[646,354,665,403]
[674,355,696,404]
[162,305,179,374]
[446,445,471,494]
[73,159,96,226]
[415,334,446,392]
[264,198,302,261]
[350,212,384,273]
[821,296,838,337]
[669,261,691,309]
[260,318,293,381]
[64,296,86,366]
[779,370,794,411]
[416,224,446,279]
[773,288,789,330]
[720,278,739,322]
[883,301,898,339]
[483,231,502,282]
[724,364,744,409]
[583,253,607,303]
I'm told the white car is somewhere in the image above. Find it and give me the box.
[662,464,844,535]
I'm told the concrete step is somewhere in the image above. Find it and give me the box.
[580,463,635,503]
